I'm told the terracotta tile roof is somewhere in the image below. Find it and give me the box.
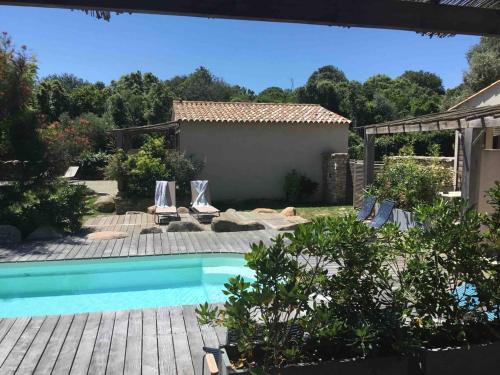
[172,100,350,125]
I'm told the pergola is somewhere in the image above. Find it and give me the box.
[362,104,500,207]
[111,121,180,151]
[1,0,500,36]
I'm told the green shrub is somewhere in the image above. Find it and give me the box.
[369,154,452,210]
[75,151,111,179]
[284,169,318,203]
[197,196,500,371]
[105,137,203,198]
[0,180,89,235]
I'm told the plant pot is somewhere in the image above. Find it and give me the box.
[220,341,500,375]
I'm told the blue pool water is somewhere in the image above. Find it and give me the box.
[0,254,254,318]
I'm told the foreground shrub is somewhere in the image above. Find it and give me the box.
[105,136,203,198]
[283,169,318,203]
[198,186,500,371]
[75,151,111,180]
[369,153,452,210]
[0,179,89,235]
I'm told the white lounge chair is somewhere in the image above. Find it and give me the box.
[190,180,220,219]
[62,166,79,180]
[154,181,179,224]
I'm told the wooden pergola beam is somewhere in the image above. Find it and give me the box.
[1,0,500,36]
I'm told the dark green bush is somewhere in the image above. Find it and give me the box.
[75,151,111,179]
[198,192,500,371]
[0,179,89,236]
[284,169,318,203]
[105,136,203,198]
[369,155,452,210]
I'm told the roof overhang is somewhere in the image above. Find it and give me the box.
[362,104,500,135]
[1,0,500,36]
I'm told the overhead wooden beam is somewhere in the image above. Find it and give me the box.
[365,116,500,135]
[1,0,500,36]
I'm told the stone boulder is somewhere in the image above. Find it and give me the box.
[146,205,156,214]
[0,225,21,246]
[281,207,296,217]
[87,231,129,240]
[177,206,190,214]
[93,195,116,213]
[27,226,63,241]
[140,227,163,234]
[211,211,265,232]
[252,208,277,214]
[167,221,204,232]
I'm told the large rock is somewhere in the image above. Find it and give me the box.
[177,206,190,214]
[0,225,21,246]
[93,195,116,213]
[27,226,63,241]
[140,227,163,234]
[281,207,296,217]
[167,221,204,232]
[87,231,129,240]
[146,205,156,214]
[211,211,265,232]
[252,208,277,214]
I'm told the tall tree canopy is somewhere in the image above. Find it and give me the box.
[442,36,500,109]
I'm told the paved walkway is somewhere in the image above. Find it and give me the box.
[80,180,118,196]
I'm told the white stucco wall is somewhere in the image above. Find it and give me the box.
[179,121,349,201]
[453,82,500,110]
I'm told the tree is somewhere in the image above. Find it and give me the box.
[35,79,71,122]
[255,87,296,103]
[400,70,444,95]
[69,83,108,117]
[297,65,349,113]
[464,37,500,92]
[0,32,47,176]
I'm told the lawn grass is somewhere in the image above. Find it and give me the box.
[295,205,354,220]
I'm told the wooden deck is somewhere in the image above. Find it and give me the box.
[0,229,277,263]
[0,305,226,375]
[0,228,281,374]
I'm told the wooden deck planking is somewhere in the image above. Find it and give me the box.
[124,310,143,375]
[70,312,102,375]
[51,313,88,375]
[33,314,74,375]
[142,309,159,375]
[88,311,115,375]
[156,307,177,375]
[0,316,45,374]
[106,310,129,375]
[14,315,60,375]
[0,305,230,375]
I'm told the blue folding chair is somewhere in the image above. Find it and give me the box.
[370,199,395,229]
[356,195,377,221]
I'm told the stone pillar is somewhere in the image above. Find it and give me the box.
[323,153,349,204]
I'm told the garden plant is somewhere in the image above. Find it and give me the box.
[197,184,500,373]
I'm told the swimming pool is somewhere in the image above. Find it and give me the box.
[0,254,253,318]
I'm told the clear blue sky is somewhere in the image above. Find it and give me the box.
[0,5,479,93]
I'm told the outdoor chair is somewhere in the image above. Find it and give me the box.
[154,181,179,224]
[356,194,376,221]
[62,166,79,180]
[369,199,395,229]
[190,180,220,219]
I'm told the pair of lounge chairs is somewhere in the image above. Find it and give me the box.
[154,180,220,224]
[357,195,395,229]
